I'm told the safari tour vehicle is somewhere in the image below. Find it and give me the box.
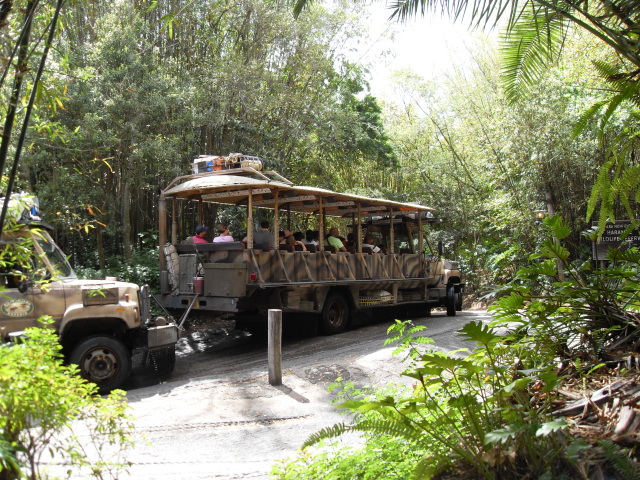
[158,158,463,334]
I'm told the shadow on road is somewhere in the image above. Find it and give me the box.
[124,307,472,392]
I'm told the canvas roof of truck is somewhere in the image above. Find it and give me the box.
[161,171,433,218]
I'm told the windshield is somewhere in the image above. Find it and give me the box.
[36,235,76,279]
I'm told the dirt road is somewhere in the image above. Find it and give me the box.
[121,310,490,479]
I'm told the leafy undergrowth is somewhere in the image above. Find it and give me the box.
[272,322,640,480]
[0,318,134,479]
[271,218,640,480]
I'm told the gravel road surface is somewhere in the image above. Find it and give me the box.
[121,310,491,479]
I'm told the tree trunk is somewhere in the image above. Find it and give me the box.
[122,175,132,260]
[0,0,35,179]
[96,225,105,270]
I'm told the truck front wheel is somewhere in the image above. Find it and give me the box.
[446,285,457,317]
[69,336,132,393]
[150,345,176,375]
[320,293,349,335]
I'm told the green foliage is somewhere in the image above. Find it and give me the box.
[0,318,134,479]
[0,226,35,286]
[490,215,640,357]
[598,440,640,480]
[573,61,640,138]
[287,319,589,479]
[111,248,159,289]
[587,155,640,236]
[272,435,426,480]
[76,246,160,290]
[379,34,614,300]
[500,6,568,104]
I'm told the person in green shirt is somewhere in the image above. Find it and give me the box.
[326,227,347,252]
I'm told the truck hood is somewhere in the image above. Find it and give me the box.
[62,279,139,290]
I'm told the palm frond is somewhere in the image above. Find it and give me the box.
[292,0,311,19]
[500,4,568,104]
[386,0,514,27]
[351,416,427,442]
[572,100,609,137]
[587,158,616,229]
[575,61,640,134]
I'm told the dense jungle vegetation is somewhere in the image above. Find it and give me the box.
[2,0,640,478]
[2,0,635,296]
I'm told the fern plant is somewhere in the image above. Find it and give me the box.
[490,215,640,359]
[598,440,640,480]
[301,319,585,479]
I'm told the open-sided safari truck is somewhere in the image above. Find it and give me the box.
[158,162,463,334]
[0,196,178,392]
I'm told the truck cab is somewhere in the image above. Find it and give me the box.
[358,213,463,314]
[0,214,178,393]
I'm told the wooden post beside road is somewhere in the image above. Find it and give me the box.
[268,309,282,386]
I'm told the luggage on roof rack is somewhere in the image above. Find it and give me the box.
[192,153,263,174]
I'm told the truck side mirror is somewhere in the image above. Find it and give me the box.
[437,241,443,257]
[18,280,30,293]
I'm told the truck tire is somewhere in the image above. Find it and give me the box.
[69,336,132,393]
[320,293,349,335]
[446,285,457,317]
[151,345,176,375]
[455,288,463,311]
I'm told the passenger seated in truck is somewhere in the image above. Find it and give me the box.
[303,229,319,248]
[192,225,209,244]
[345,233,355,247]
[326,227,347,252]
[292,232,308,251]
[212,224,234,243]
[253,220,274,249]
[279,229,306,251]
[362,236,381,253]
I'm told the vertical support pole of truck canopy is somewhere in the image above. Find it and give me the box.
[247,188,254,249]
[159,195,167,271]
[357,203,362,253]
[350,212,355,248]
[197,198,203,226]
[389,208,394,254]
[286,203,291,231]
[171,198,178,245]
[318,196,324,251]
[418,210,424,252]
[273,189,280,247]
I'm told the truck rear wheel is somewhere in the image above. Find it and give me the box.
[455,288,463,311]
[69,336,132,393]
[320,293,349,335]
[446,285,457,317]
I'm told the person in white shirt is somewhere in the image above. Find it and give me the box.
[362,236,381,253]
[212,224,234,243]
[304,229,319,247]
